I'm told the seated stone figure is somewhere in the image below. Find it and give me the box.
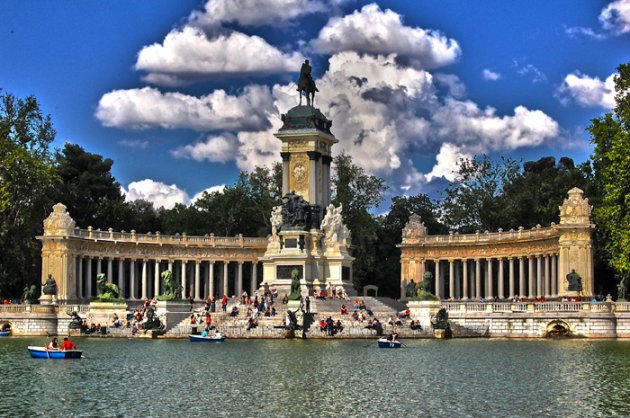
[431,308,450,330]
[42,274,57,296]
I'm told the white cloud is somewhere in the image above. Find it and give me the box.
[171,134,239,163]
[600,0,630,34]
[135,27,304,85]
[312,3,461,69]
[556,72,616,109]
[118,139,149,149]
[564,26,606,40]
[425,143,472,182]
[123,179,226,209]
[482,69,501,81]
[434,73,466,98]
[516,63,547,83]
[188,0,327,28]
[95,85,274,131]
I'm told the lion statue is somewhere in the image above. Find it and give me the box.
[156,270,181,301]
[96,273,120,301]
[409,271,439,302]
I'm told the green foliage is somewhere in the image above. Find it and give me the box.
[331,153,387,291]
[0,91,58,297]
[589,62,630,282]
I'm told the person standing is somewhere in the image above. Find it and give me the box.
[221,295,228,312]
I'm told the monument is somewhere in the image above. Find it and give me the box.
[260,60,354,297]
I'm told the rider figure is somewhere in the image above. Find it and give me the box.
[297,59,318,106]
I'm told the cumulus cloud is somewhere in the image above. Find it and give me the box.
[599,0,630,34]
[556,72,616,109]
[434,73,466,98]
[188,0,327,28]
[312,3,461,69]
[135,27,304,85]
[425,143,473,182]
[95,85,274,131]
[123,179,226,209]
[171,134,239,163]
[482,69,501,81]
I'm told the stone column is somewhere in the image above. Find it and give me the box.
[400,258,409,299]
[237,261,244,297]
[536,255,543,298]
[307,151,320,205]
[519,257,526,298]
[551,255,558,298]
[96,257,102,276]
[181,260,187,299]
[449,259,455,300]
[434,260,441,299]
[528,256,535,299]
[86,257,92,299]
[508,258,515,299]
[251,262,258,295]
[486,258,493,299]
[322,155,332,207]
[281,152,291,196]
[544,255,551,299]
[154,260,160,298]
[194,260,201,301]
[223,261,229,297]
[168,260,173,274]
[462,259,469,300]
[209,261,215,298]
[141,260,148,300]
[130,260,137,300]
[77,257,83,300]
[118,259,125,299]
[498,258,505,300]
[107,258,113,284]
[475,259,481,300]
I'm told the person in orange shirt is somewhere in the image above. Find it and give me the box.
[60,337,76,350]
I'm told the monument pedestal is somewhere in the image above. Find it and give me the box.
[408,300,441,331]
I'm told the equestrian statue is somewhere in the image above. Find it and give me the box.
[297,59,318,107]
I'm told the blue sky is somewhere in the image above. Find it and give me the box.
[1,0,629,210]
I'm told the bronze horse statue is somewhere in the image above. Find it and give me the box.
[297,59,318,107]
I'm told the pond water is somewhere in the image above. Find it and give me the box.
[0,337,629,417]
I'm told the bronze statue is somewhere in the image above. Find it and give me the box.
[566,269,583,292]
[288,268,302,301]
[618,278,627,301]
[297,59,318,107]
[22,284,37,302]
[431,308,450,330]
[143,306,164,331]
[157,270,181,301]
[96,273,120,301]
[410,272,438,301]
[42,274,57,295]
[405,279,415,298]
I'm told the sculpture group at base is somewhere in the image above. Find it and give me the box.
[156,270,181,301]
[407,272,439,301]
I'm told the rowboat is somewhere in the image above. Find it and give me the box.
[0,330,11,337]
[188,332,225,342]
[377,338,402,348]
[27,346,83,359]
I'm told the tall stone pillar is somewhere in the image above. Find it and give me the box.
[209,261,215,298]
[462,259,469,301]
[130,260,136,300]
[107,258,113,284]
[475,259,481,300]
[281,152,291,196]
[449,259,455,300]
[237,261,244,297]
[180,260,187,299]
[551,255,557,297]
[544,255,551,298]
[498,258,505,300]
[154,260,161,298]
[536,255,543,298]
[96,257,102,277]
[400,257,409,299]
[322,155,332,207]
[77,257,83,300]
[251,262,258,296]
[528,256,535,299]
[434,260,441,299]
[194,260,201,301]
[486,258,493,299]
[141,259,148,300]
[223,261,229,297]
[86,257,92,299]
[307,151,320,206]
[519,257,526,298]
[118,259,125,299]
[508,258,515,299]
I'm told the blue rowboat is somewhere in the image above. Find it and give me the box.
[377,338,402,348]
[0,330,11,337]
[188,333,224,342]
[27,346,83,359]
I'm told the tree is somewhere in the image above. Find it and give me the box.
[331,153,387,291]
[588,62,630,293]
[0,91,58,297]
[374,195,447,297]
[54,143,127,229]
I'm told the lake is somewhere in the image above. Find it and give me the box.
[0,337,629,417]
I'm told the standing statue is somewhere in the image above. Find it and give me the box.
[297,59,318,107]
[405,279,415,298]
[270,205,283,236]
[23,284,37,303]
[42,274,57,296]
[566,269,583,292]
[618,278,627,301]
[288,268,302,301]
[320,203,351,247]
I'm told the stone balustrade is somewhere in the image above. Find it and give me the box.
[441,301,628,313]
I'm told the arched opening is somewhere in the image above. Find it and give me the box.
[363,285,378,298]
[545,320,571,337]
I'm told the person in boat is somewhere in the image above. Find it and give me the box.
[48,337,59,350]
[61,337,76,351]
[200,329,208,337]
[387,332,398,342]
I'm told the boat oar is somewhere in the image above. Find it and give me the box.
[45,343,50,359]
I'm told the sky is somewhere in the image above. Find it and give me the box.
[1,0,629,210]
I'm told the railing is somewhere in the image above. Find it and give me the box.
[64,227,269,248]
[440,301,629,313]
[406,225,559,245]
[0,305,27,313]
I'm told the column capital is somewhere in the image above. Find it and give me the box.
[306,151,321,161]
[322,155,333,165]
[280,152,291,162]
